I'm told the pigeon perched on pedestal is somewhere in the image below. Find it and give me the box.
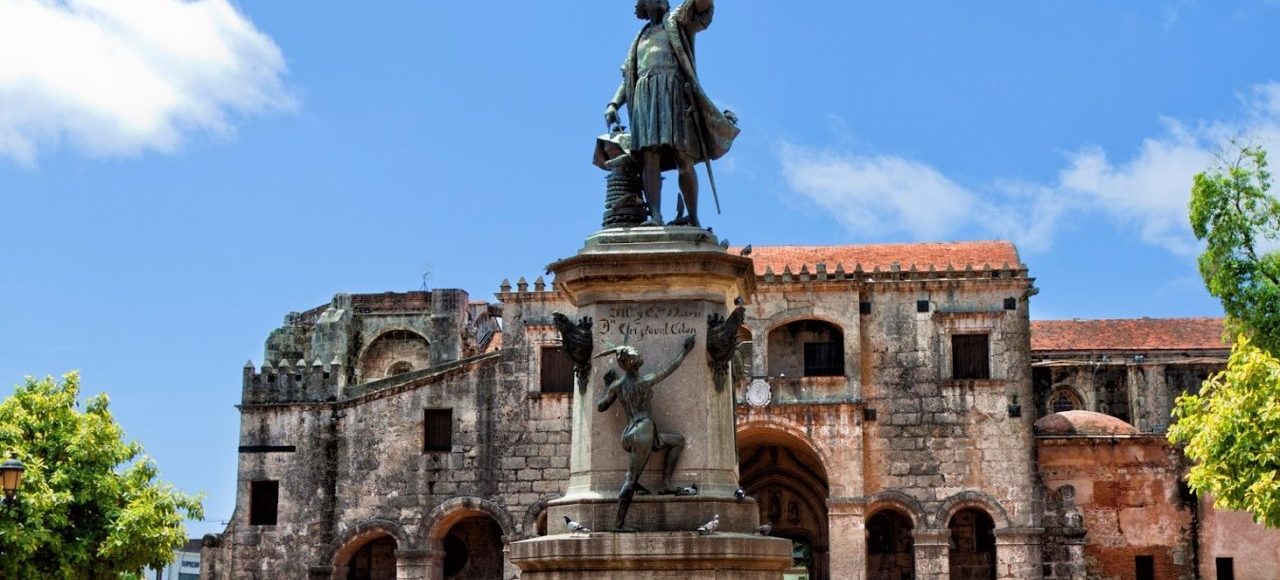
[758,522,773,536]
[563,515,591,536]
[675,483,699,496]
[734,487,747,501]
[696,514,720,535]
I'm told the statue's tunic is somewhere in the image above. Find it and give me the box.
[621,0,739,171]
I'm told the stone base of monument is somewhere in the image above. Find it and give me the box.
[547,495,759,537]
[511,227,788,578]
[509,532,793,579]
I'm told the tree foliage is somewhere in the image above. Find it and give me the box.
[1170,336,1280,526]
[1188,144,1280,354]
[0,373,204,578]
[1171,143,1280,526]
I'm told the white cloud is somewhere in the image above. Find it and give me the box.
[779,144,976,240]
[0,0,293,165]
[779,81,1280,257]
[1057,120,1214,256]
[779,144,1066,252]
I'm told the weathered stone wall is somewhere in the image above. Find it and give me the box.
[1037,435,1195,580]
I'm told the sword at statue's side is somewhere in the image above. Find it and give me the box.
[685,82,722,215]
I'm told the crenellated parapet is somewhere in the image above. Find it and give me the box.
[241,357,346,405]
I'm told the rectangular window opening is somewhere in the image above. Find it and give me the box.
[1216,557,1234,580]
[803,342,844,377]
[249,480,279,526]
[424,408,453,453]
[1135,555,1155,580]
[539,346,575,393]
[951,334,991,380]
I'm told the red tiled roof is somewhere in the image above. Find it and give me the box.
[1031,318,1227,352]
[739,241,1021,276]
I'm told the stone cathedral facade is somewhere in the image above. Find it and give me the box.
[200,241,1280,580]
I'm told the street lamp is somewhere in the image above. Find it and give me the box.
[0,454,24,504]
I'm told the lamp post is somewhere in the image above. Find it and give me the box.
[0,453,24,505]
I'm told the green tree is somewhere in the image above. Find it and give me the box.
[0,373,204,578]
[1188,144,1280,353]
[1170,143,1280,526]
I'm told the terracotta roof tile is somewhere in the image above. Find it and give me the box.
[1034,410,1139,436]
[739,241,1021,276]
[1031,318,1227,352]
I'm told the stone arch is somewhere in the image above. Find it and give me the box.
[737,421,831,579]
[765,318,846,378]
[864,490,927,528]
[357,327,431,382]
[330,518,412,580]
[934,490,1011,530]
[424,498,514,580]
[762,309,847,335]
[737,418,834,480]
[865,505,917,580]
[423,497,517,543]
[948,507,998,580]
[519,496,557,539]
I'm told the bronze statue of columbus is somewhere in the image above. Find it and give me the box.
[604,0,739,228]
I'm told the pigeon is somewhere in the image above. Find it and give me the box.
[739,244,752,257]
[733,296,745,307]
[675,483,699,496]
[718,238,730,249]
[758,522,773,536]
[696,514,720,535]
[563,515,591,535]
[734,487,747,501]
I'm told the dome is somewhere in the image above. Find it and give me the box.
[1034,410,1138,436]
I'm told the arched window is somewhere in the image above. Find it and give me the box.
[767,320,845,378]
[358,329,430,382]
[1049,388,1082,413]
[442,515,504,580]
[387,361,414,377]
[949,508,996,580]
[867,509,915,579]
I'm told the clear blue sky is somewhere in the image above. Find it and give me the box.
[2,1,1278,535]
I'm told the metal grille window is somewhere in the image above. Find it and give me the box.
[424,409,453,453]
[1050,390,1079,413]
[249,480,279,526]
[540,346,575,393]
[803,342,844,377]
[951,334,990,380]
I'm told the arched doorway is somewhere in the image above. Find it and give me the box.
[441,515,504,580]
[949,508,996,580]
[738,427,830,580]
[333,528,401,580]
[346,536,396,580]
[866,508,915,579]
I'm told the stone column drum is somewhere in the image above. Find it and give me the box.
[510,227,791,579]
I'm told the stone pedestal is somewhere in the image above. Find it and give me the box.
[511,227,790,577]
[511,533,791,579]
